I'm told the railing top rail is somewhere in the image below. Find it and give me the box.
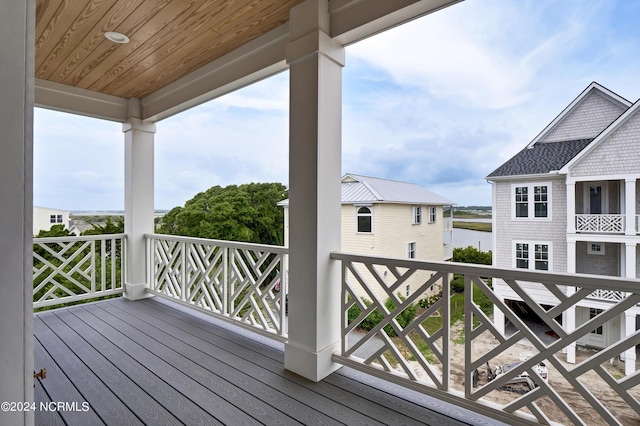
[330,251,640,292]
[34,233,126,243]
[145,233,289,254]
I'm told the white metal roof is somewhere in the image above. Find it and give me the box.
[278,174,455,206]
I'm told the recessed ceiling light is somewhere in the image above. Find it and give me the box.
[105,31,129,44]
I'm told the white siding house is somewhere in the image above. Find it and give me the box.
[33,206,70,236]
[280,173,454,303]
[487,82,640,373]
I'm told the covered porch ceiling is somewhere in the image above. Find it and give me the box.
[34,0,460,122]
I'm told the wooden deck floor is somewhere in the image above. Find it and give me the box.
[34,297,504,425]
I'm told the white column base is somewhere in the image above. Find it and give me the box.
[123,282,154,301]
[285,340,342,382]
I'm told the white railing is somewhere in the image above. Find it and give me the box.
[576,214,624,233]
[331,252,640,425]
[33,234,125,309]
[146,234,288,340]
[589,288,625,302]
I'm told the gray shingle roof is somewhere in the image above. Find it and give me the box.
[486,139,594,178]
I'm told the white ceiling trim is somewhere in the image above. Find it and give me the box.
[35,78,129,122]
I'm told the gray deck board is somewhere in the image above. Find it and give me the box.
[33,297,494,425]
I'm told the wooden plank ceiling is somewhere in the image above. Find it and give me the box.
[35,0,304,100]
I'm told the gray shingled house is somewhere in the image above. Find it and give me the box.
[487,82,640,374]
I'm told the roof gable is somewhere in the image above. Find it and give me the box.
[564,99,640,176]
[487,82,632,180]
[529,82,630,146]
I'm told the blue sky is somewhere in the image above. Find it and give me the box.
[34,0,640,211]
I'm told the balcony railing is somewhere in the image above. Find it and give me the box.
[145,234,288,340]
[331,252,640,425]
[33,234,125,309]
[576,214,624,233]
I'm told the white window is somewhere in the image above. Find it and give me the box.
[590,308,603,335]
[515,243,529,269]
[50,215,57,224]
[512,183,551,220]
[412,206,422,224]
[515,187,528,217]
[428,206,436,223]
[407,242,416,259]
[534,186,548,218]
[514,241,551,271]
[56,214,63,223]
[356,206,372,233]
[588,242,605,255]
[406,285,410,297]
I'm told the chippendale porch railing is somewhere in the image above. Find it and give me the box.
[576,214,625,233]
[33,234,125,309]
[146,234,288,340]
[331,252,640,426]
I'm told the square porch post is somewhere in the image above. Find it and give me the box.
[284,0,345,381]
[0,1,35,424]
[123,99,156,300]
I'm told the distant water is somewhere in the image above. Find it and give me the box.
[452,228,492,252]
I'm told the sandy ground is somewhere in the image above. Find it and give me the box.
[404,321,640,425]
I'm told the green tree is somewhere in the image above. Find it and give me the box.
[453,246,492,265]
[35,224,74,238]
[451,246,492,293]
[158,182,288,245]
[82,216,124,235]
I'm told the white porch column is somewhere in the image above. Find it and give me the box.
[494,296,505,336]
[565,241,576,363]
[567,182,576,233]
[284,0,345,381]
[123,99,156,300]
[0,1,35,424]
[624,312,637,376]
[625,178,636,235]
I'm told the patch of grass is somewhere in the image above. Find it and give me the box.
[453,221,492,232]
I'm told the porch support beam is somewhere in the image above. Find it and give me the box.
[35,79,129,123]
[284,0,344,382]
[0,1,35,424]
[567,182,576,233]
[123,99,156,300]
[624,311,636,376]
[329,0,461,45]
[625,178,636,235]
[565,241,576,363]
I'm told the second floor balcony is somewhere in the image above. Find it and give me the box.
[572,179,639,235]
[32,233,640,425]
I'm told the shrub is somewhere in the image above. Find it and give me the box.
[348,295,418,337]
[451,274,465,293]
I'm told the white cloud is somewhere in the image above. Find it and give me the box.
[33,1,640,210]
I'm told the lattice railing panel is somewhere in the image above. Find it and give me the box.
[147,235,287,340]
[33,234,125,308]
[331,252,640,425]
[576,214,624,233]
[590,288,625,302]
